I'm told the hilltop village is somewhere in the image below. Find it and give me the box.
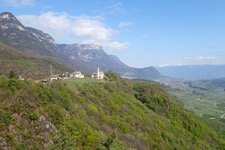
[49,67,104,81]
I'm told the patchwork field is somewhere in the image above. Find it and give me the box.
[158,78,225,124]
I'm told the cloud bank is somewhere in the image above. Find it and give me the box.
[17,12,129,50]
[184,56,217,60]
[159,55,222,67]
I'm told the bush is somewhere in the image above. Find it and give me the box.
[103,132,126,150]
[8,71,18,79]
[28,112,39,121]
[2,111,11,126]
[48,128,77,150]
[16,143,27,150]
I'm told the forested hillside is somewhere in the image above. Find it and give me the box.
[0,72,224,149]
[0,42,71,79]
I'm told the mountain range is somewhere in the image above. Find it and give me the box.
[0,12,161,80]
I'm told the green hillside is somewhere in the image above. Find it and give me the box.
[0,42,71,79]
[0,72,224,149]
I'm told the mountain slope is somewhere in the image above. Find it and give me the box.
[58,43,161,79]
[158,65,225,80]
[0,12,57,56]
[57,44,129,73]
[0,42,71,79]
[0,73,224,149]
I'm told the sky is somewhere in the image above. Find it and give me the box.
[1,0,225,68]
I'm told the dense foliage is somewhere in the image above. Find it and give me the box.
[0,72,224,149]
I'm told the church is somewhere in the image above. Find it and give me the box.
[92,67,104,79]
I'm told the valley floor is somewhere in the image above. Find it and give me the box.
[156,77,225,124]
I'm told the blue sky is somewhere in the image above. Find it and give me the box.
[1,0,225,67]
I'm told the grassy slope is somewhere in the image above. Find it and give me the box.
[0,42,71,79]
[62,77,105,86]
[0,73,224,149]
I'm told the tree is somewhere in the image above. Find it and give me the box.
[8,71,18,79]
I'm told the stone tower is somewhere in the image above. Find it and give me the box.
[97,67,100,79]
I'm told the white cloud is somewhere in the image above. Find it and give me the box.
[160,54,224,67]
[106,41,129,50]
[71,16,115,42]
[2,0,34,7]
[195,56,216,60]
[118,22,132,28]
[182,55,217,62]
[159,63,170,67]
[159,63,186,67]
[17,12,129,50]
[108,2,128,15]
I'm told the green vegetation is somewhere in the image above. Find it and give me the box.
[62,77,105,87]
[8,71,18,79]
[167,79,225,122]
[1,111,12,126]
[0,72,224,149]
[0,42,71,79]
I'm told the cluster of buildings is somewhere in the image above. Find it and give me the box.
[50,67,104,81]
[50,71,84,81]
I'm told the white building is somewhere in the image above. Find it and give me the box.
[50,74,59,81]
[70,71,84,78]
[19,76,24,80]
[92,67,104,79]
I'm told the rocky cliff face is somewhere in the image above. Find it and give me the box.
[57,44,129,73]
[0,12,57,56]
[57,43,161,79]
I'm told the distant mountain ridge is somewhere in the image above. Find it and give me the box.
[57,43,161,79]
[0,12,161,79]
[158,65,225,80]
[57,43,129,72]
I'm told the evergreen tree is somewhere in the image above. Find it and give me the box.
[8,71,18,79]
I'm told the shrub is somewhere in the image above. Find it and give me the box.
[16,143,27,150]
[48,129,77,150]
[28,111,39,121]
[8,71,18,79]
[2,111,12,126]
